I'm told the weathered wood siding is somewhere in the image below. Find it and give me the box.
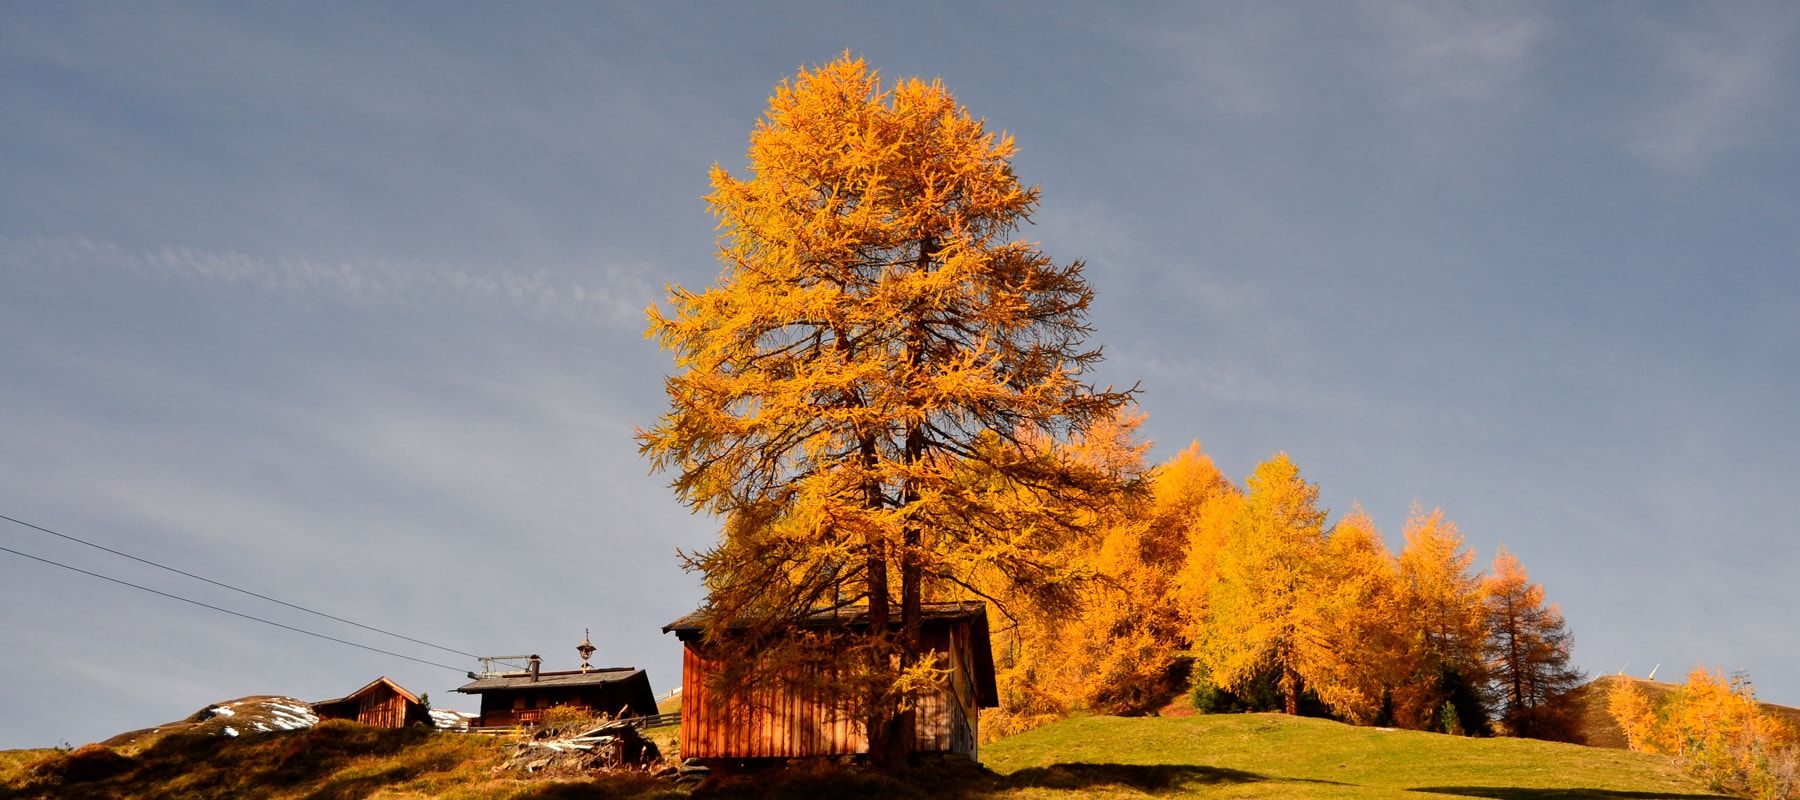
[356,685,409,728]
[679,645,867,759]
[679,620,980,761]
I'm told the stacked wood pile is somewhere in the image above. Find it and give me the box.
[495,720,665,777]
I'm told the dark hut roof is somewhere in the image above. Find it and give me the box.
[454,667,646,694]
[312,676,421,709]
[661,600,990,635]
[661,601,999,707]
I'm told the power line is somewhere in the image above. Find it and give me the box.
[0,512,523,670]
[0,543,469,674]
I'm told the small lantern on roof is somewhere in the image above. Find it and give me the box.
[577,628,596,673]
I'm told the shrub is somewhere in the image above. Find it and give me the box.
[536,705,605,736]
[26,744,136,785]
[1609,669,1800,800]
[1441,701,1464,736]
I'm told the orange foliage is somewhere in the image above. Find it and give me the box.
[1481,547,1582,739]
[1199,453,1328,716]
[1168,443,1243,640]
[1393,506,1489,732]
[985,415,1212,722]
[1301,506,1407,724]
[1610,669,1800,799]
[640,53,1136,760]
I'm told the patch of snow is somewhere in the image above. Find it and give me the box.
[210,705,236,717]
[222,726,239,737]
[253,722,271,732]
[430,709,474,730]
[260,700,320,730]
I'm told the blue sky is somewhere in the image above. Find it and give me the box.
[2,2,1796,749]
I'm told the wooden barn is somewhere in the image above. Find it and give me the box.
[312,676,431,729]
[662,601,998,762]
[454,654,659,728]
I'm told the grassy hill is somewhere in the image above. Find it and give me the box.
[1569,675,1800,750]
[0,720,677,800]
[3,711,1731,799]
[976,713,1722,799]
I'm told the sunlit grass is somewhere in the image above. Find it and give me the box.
[2,712,1729,799]
[978,713,1724,799]
[0,751,58,787]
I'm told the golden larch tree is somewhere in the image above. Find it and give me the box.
[1481,546,1583,739]
[639,54,1135,762]
[1069,430,1224,713]
[1164,442,1242,640]
[1395,506,1490,733]
[1200,453,1328,715]
[1610,668,1800,799]
[975,409,1144,729]
[1300,505,1409,724]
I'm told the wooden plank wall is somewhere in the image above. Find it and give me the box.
[681,645,867,759]
[679,620,980,760]
[357,687,406,728]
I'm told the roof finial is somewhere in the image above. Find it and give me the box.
[577,628,596,673]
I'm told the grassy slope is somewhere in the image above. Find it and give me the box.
[0,721,680,800]
[2,712,1727,799]
[0,752,56,788]
[1571,675,1800,750]
[977,713,1724,799]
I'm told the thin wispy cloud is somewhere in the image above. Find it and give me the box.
[1034,200,1255,316]
[4,2,1799,750]
[1625,9,1799,175]
[1,237,656,330]
[1371,1,1547,111]
[1118,349,1361,421]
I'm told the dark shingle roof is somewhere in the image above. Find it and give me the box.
[313,676,421,707]
[661,601,998,707]
[454,667,645,694]
[661,600,989,634]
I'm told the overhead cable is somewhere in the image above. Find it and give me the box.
[0,511,521,669]
[0,543,469,674]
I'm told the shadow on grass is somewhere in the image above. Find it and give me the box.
[694,760,1292,799]
[0,721,444,800]
[1412,787,1731,799]
[1001,762,1265,793]
[515,774,689,800]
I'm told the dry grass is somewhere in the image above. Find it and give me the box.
[2,706,1747,799]
[0,751,57,787]
[0,720,682,800]
[1568,675,1800,750]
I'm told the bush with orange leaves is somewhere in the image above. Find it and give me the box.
[1610,668,1799,799]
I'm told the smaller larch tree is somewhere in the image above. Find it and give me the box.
[1167,442,1242,641]
[1610,668,1800,800]
[1481,546,1584,740]
[1074,433,1234,713]
[1395,506,1491,734]
[1201,453,1328,716]
[1302,505,1409,724]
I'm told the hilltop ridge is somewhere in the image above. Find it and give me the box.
[3,706,1732,799]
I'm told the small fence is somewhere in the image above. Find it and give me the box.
[465,711,679,735]
[631,711,681,729]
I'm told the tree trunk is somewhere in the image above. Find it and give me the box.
[861,434,902,766]
[886,234,935,766]
[1282,664,1300,716]
[897,421,925,764]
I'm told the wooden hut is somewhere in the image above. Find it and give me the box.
[312,676,431,728]
[454,656,658,728]
[662,601,998,763]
